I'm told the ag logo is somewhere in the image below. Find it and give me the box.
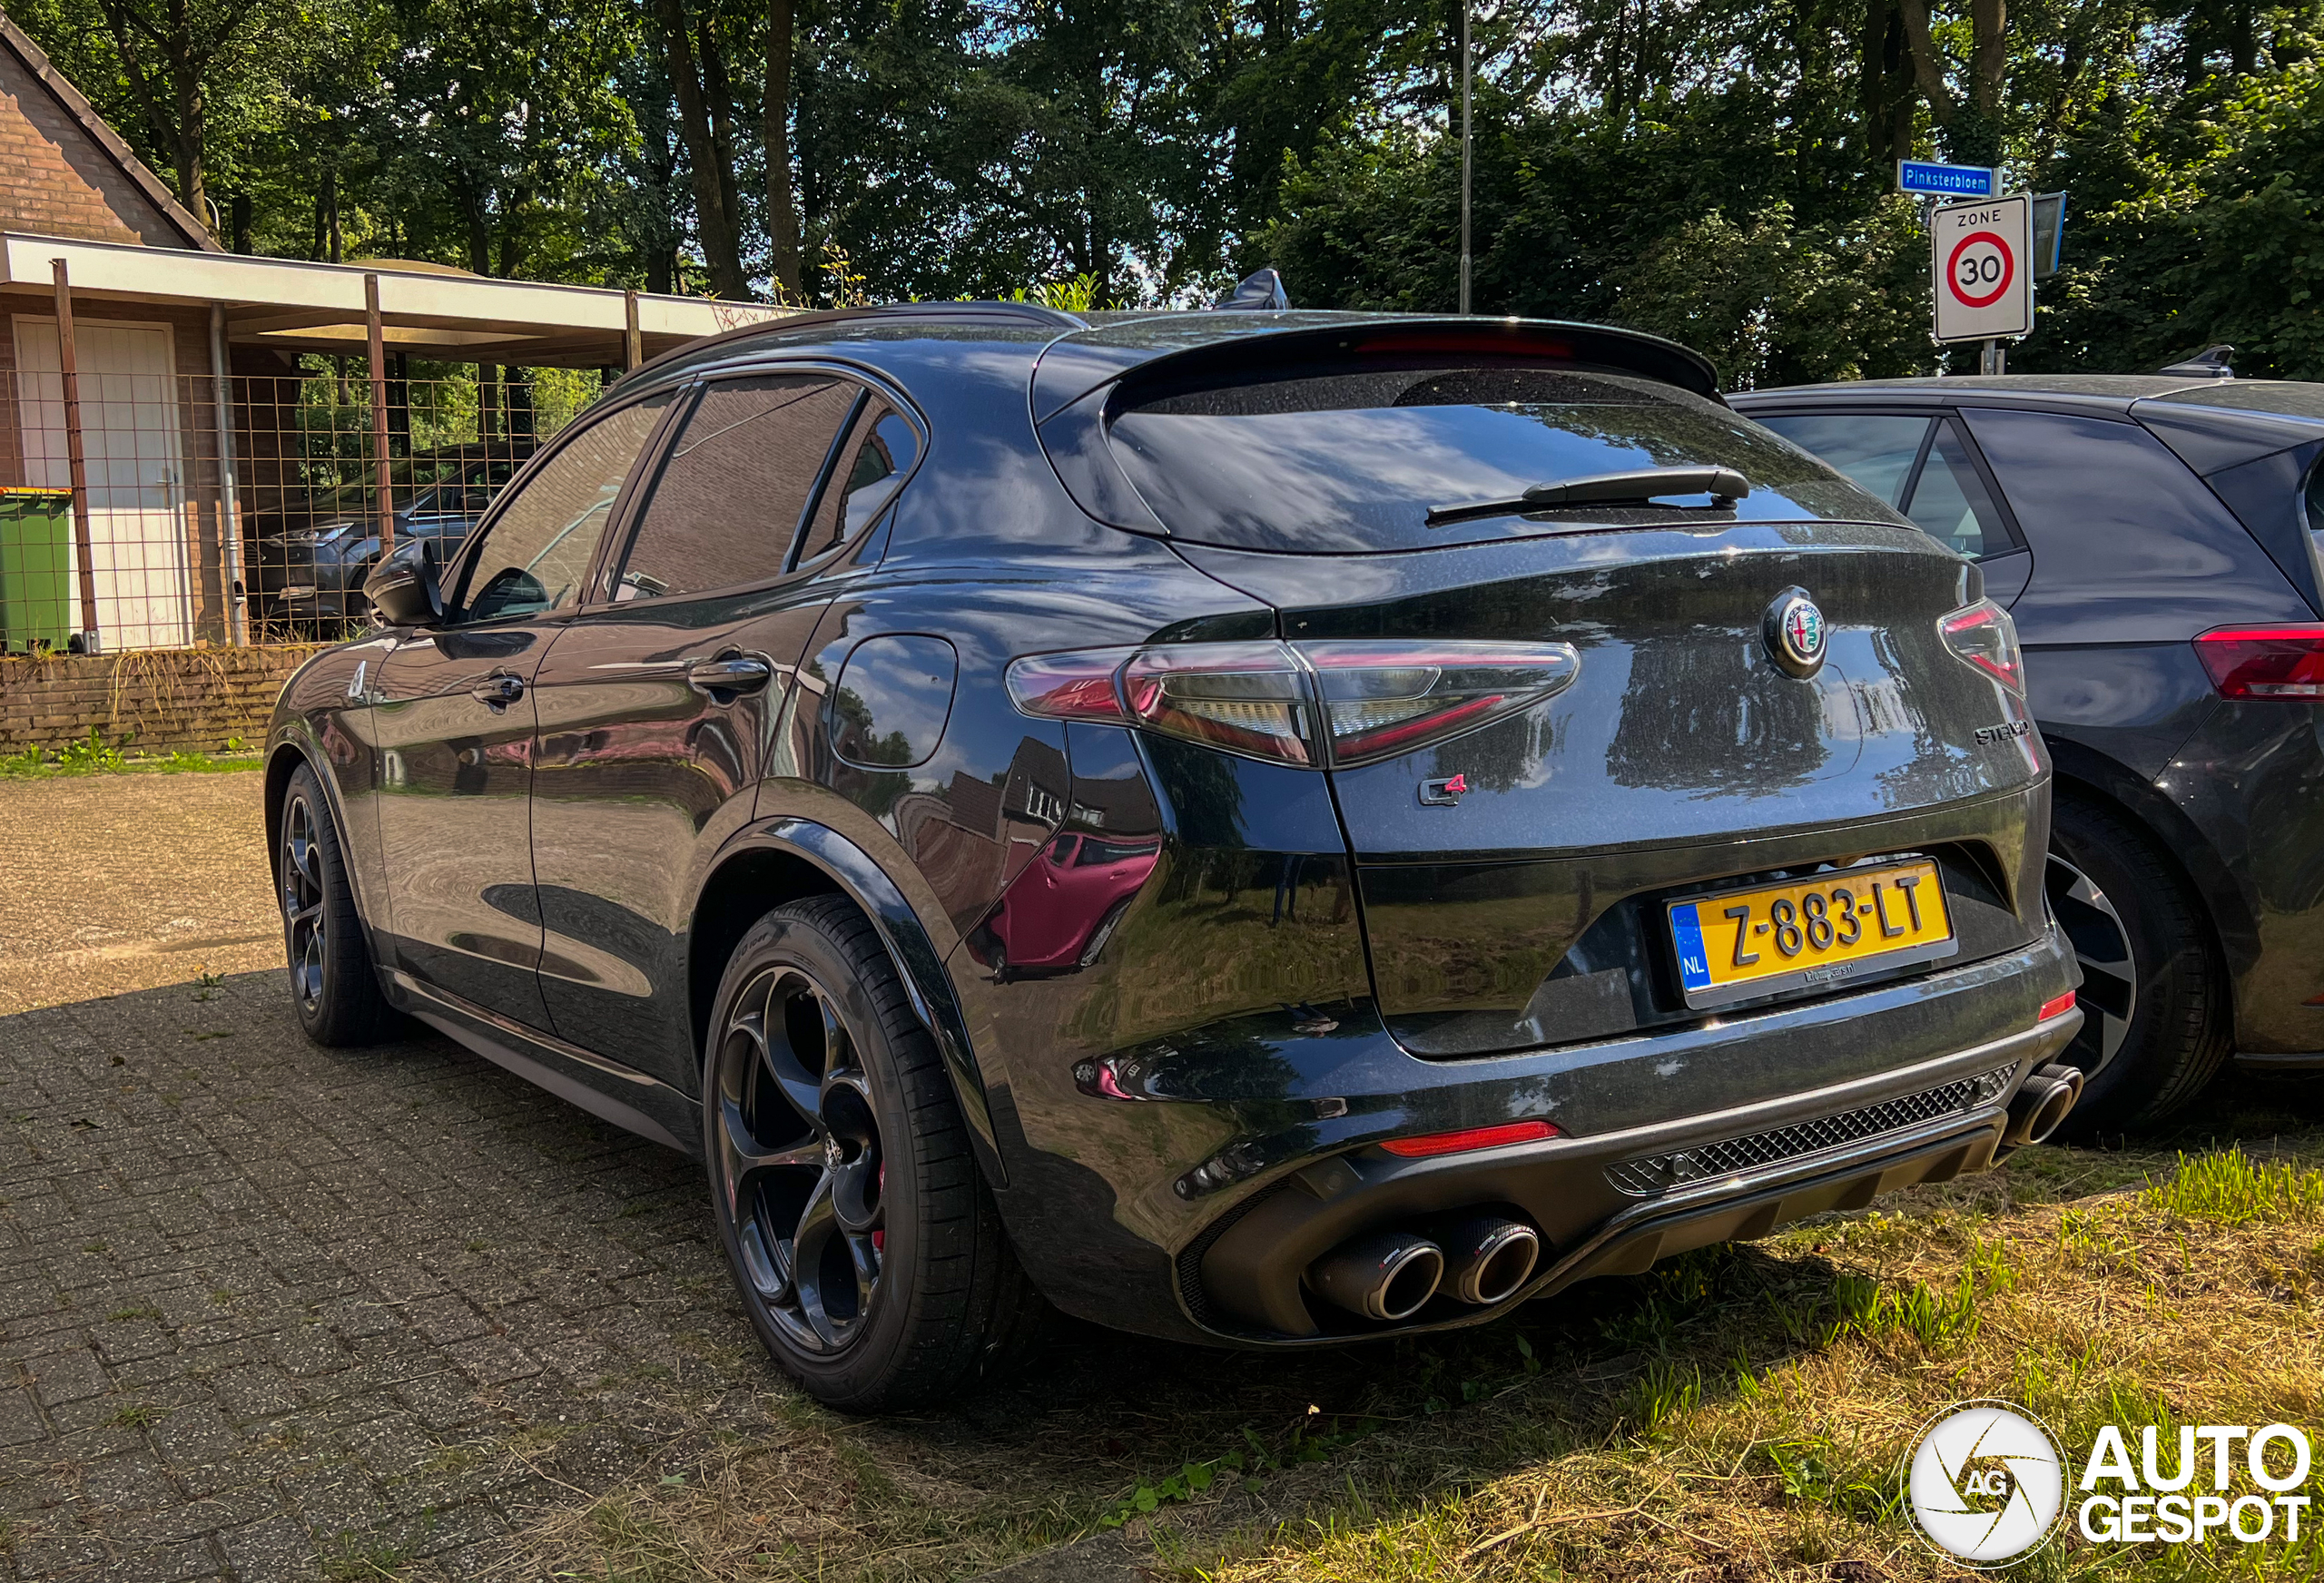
[1905,1401,2066,1567]
[1764,587,1827,677]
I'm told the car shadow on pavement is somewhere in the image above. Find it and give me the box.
[5,965,2319,1580]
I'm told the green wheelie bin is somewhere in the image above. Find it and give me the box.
[0,487,74,654]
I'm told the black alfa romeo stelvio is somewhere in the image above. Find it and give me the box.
[263,294,2085,1409]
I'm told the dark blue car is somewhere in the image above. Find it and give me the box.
[1737,373,2324,1132]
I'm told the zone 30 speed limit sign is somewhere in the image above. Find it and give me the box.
[1931,192,2032,341]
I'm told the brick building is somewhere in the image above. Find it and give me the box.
[0,8,776,656]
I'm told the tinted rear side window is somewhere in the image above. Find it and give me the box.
[1103,367,1901,552]
[613,374,857,601]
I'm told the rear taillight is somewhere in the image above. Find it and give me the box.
[1006,640,1582,768]
[2194,624,2324,700]
[1121,643,1316,765]
[1938,598,2024,694]
[1301,642,1581,764]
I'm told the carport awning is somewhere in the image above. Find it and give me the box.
[0,231,792,367]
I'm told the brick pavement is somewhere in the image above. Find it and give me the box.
[0,969,777,1580]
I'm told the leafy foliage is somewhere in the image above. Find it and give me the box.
[7,0,2324,378]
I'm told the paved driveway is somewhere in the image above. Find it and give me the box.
[0,772,786,1579]
[0,776,282,1017]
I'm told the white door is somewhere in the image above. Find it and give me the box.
[14,318,192,650]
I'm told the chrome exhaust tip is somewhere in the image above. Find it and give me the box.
[2004,1062,2085,1145]
[1308,1231,1444,1322]
[1434,1214,1541,1305]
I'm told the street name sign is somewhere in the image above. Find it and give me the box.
[1897,160,1996,198]
[1932,194,2033,341]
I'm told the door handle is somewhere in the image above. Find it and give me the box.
[687,656,773,695]
[470,674,526,709]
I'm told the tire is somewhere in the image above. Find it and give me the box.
[2047,796,2232,1135]
[279,763,398,1046]
[703,896,1046,1411]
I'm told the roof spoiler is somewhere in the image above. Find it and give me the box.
[1214,269,1291,310]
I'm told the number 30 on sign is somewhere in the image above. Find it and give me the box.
[1932,193,2033,342]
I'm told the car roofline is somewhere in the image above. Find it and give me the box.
[617,302,1724,404]
[615,300,1090,392]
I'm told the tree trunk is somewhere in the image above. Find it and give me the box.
[1968,0,2007,118]
[652,0,749,299]
[763,0,800,297]
[700,16,743,260]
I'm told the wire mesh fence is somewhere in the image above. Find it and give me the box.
[0,355,611,654]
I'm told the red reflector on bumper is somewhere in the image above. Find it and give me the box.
[1380,1119,1560,1157]
[2038,990,2077,1021]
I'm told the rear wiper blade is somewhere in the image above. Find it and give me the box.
[1427,467,1750,527]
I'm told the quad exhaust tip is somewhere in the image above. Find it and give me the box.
[1308,1231,1444,1322]
[1435,1214,1541,1306]
[1307,1215,1544,1322]
[2004,1062,2084,1145]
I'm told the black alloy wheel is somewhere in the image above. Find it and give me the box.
[704,898,1047,1410]
[281,790,329,1017]
[2044,853,2135,1079]
[278,762,397,1046]
[712,961,889,1353]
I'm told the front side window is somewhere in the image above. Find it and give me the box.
[452,396,670,623]
[614,374,859,602]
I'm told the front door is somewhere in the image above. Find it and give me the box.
[369,394,674,1027]
[528,372,867,1084]
[15,318,190,649]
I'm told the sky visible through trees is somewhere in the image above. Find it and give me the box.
[11,0,2324,381]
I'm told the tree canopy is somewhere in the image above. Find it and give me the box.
[9,0,2322,379]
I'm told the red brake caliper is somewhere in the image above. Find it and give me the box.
[872,1160,885,1253]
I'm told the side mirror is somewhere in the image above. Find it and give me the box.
[363,535,443,627]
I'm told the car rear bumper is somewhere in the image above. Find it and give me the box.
[1189,1008,2079,1343]
[985,921,2080,1347]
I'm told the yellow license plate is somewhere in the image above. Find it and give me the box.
[1667,860,1956,1008]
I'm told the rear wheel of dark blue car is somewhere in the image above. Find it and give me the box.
[704,896,1046,1411]
[2048,796,2230,1135]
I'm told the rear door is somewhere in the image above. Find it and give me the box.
[369,395,674,1028]
[526,371,867,1086]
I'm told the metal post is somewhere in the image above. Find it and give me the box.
[624,288,642,371]
[209,303,246,644]
[50,259,100,651]
[1458,0,1472,314]
[364,274,395,550]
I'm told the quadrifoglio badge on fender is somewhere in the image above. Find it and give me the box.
[1906,1402,2317,1566]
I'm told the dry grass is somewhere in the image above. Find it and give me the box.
[1173,1142,2324,1581]
[490,1077,2324,1583]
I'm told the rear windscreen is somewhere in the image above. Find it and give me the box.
[1104,367,1904,552]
